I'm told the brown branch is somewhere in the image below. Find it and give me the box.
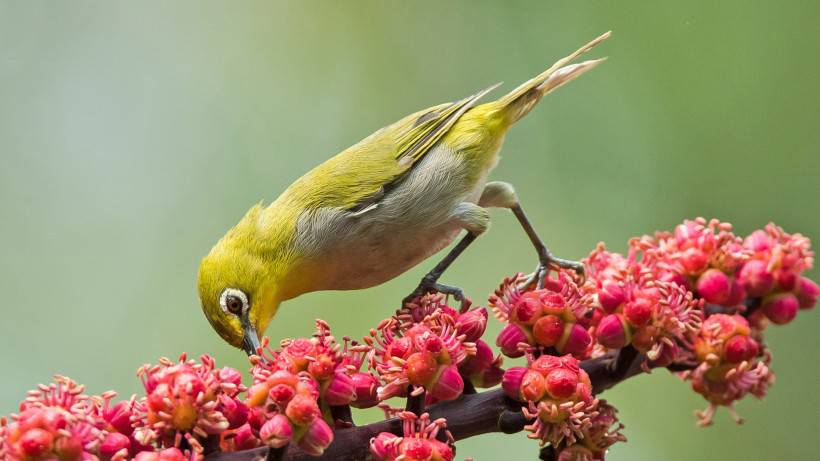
[204,350,657,461]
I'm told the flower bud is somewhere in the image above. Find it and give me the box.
[459,339,494,377]
[502,367,528,400]
[259,414,293,449]
[775,269,798,292]
[268,384,296,407]
[233,423,260,451]
[532,315,564,347]
[218,367,244,390]
[457,308,488,342]
[739,260,775,297]
[370,432,400,461]
[285,394,320,426]
[496,323,531,358]
[297,418,334,456]
[386,337,413,360]
[18,428,53,458]
[401,438,433,461]
[511,294,543,325]
[521,370,546,401]
[556,323,591,357]
[539,292,568,316]
[648,341,679,367]
[406,352,438,386]
[745,230,773,253]
[324,372,356,406]
[475,363,504,388]
[796,277,819,309]
[100,432,131,461]
[220,395,249,429]
[724,335,759,363]
[307,353,336,381]
[557,445,595,461]
[430,365,464,401]
[174,372,206,398]
[762,292,799,325]
[681,248,709,275]
[545,368,579,399]
[696,269,731,305]
[267,370,299,388]
[596,314,630,349]
[598,281,626,313]
[624,298,652,326]
[347,373,378,409]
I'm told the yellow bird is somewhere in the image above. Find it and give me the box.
[198,32,610,355]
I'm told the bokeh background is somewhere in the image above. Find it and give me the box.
[2,1,818,459]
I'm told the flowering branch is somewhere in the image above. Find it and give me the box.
[1,218,815,461]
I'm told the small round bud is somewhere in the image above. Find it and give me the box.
[520,370,547,401]
[624,298,652,326]
[323,372,356,406]
[739,260,775,297]
[502,367,528,400]
[596,314,630,349]
[598,281,626,313]
[724,335,759,363]
[297,418,334,456]
[496,323,531,358]
[556,323,591,357]
[762,292,799,325]
[796,277,819,309]
[457,308,488,342]
[696,269,731,305]
[512,293,543,325]
[405,352,438,386]
[532,315,564,347]
[545,368,579,399]
[285,394,320,426]
[260,414,293,449]
[350,372,380,409]
[429,365,464,401]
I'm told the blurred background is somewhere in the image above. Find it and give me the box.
[1,1,818,459]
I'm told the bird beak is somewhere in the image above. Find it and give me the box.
[241,314,260,356]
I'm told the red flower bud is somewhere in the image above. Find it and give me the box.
[475,363,505,388]
[174,372,205,397]
[775,269,798,292]
[260,414,293,449]
[429,365,464,401]
[100,433,131,461]
[545,368,579,399]
[285,394,320,426]
[648,341,679,367]
[739,260,775,297]
[512,294,543,325]
[308,354,336,381]
[457,308,488,342]
[596,314,630,349]
[762,292,799,325]
[502,367,528,400]
[406,352,438,386]
[696,269,731,305]
[103,400,134,436]
[158,448,186,461]
[540,292,568,316]
[267,370,299,388]
[370,432,400,460]
[233,423,260,450]
[459,339,494,377]
[496,323,531,358]
[796,277,819,309]
[521,370,547,401]
[220,395,249,429]
[556,323,591,357]
[598,281,626,313]
[624,298,652,326]
[557,445,594,461]
[724,335,759,363]
[324,372,356,406]
[19,428,53,458]
[533,315,564,347]
[681,248,709,275]
[745,230,773,253]
[350,372,380,409]
[269,383,296,407]
[386,337,413,360]
[297,418,334,456]
[401,438,433,461]
[218,367,243,389]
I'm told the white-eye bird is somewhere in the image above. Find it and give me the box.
[198,32,610,355]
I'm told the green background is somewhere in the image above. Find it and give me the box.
[1,1,818,460]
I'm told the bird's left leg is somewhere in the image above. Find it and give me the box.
[403,202,490,307]
[479,181,584,289]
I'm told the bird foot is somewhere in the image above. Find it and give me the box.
[403,275,468,309]
[518,253,585,290]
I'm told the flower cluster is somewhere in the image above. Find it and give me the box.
[585,243,704,366]
[365,295,479,403]
[502,354,598,447]
[132,354,247,457]
[1,376,108,461]
[553,402,625,461]
[369,412,454,461]
[491,272,595,359]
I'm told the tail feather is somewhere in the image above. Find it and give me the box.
[496,31,610,124]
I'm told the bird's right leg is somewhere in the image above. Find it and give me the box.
[403,202,490,307]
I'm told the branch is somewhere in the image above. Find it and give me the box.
[205,350,653,461]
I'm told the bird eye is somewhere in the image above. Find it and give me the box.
[219,288,249,316]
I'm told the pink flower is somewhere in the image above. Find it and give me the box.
[369,412,453,461]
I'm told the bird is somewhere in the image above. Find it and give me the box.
[198,32,610,355]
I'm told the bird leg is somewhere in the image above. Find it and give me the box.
[479,181,584,289]
[403,203,489,308]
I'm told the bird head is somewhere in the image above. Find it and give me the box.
[197,207,281,355]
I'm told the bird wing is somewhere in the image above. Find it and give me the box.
[283,83,500,212]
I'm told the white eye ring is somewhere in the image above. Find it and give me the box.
[219,288,249,316]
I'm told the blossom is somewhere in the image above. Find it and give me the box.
[502,355,599,447]
[131,354,247,457]
[491,271,595,359]
[369,412,454,461]
[365,296,476,402]
[1,376,109,461]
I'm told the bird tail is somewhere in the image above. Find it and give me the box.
[494,31,611,125]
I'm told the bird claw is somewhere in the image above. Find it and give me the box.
[403,276,468,309]
[517,254,585,291]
